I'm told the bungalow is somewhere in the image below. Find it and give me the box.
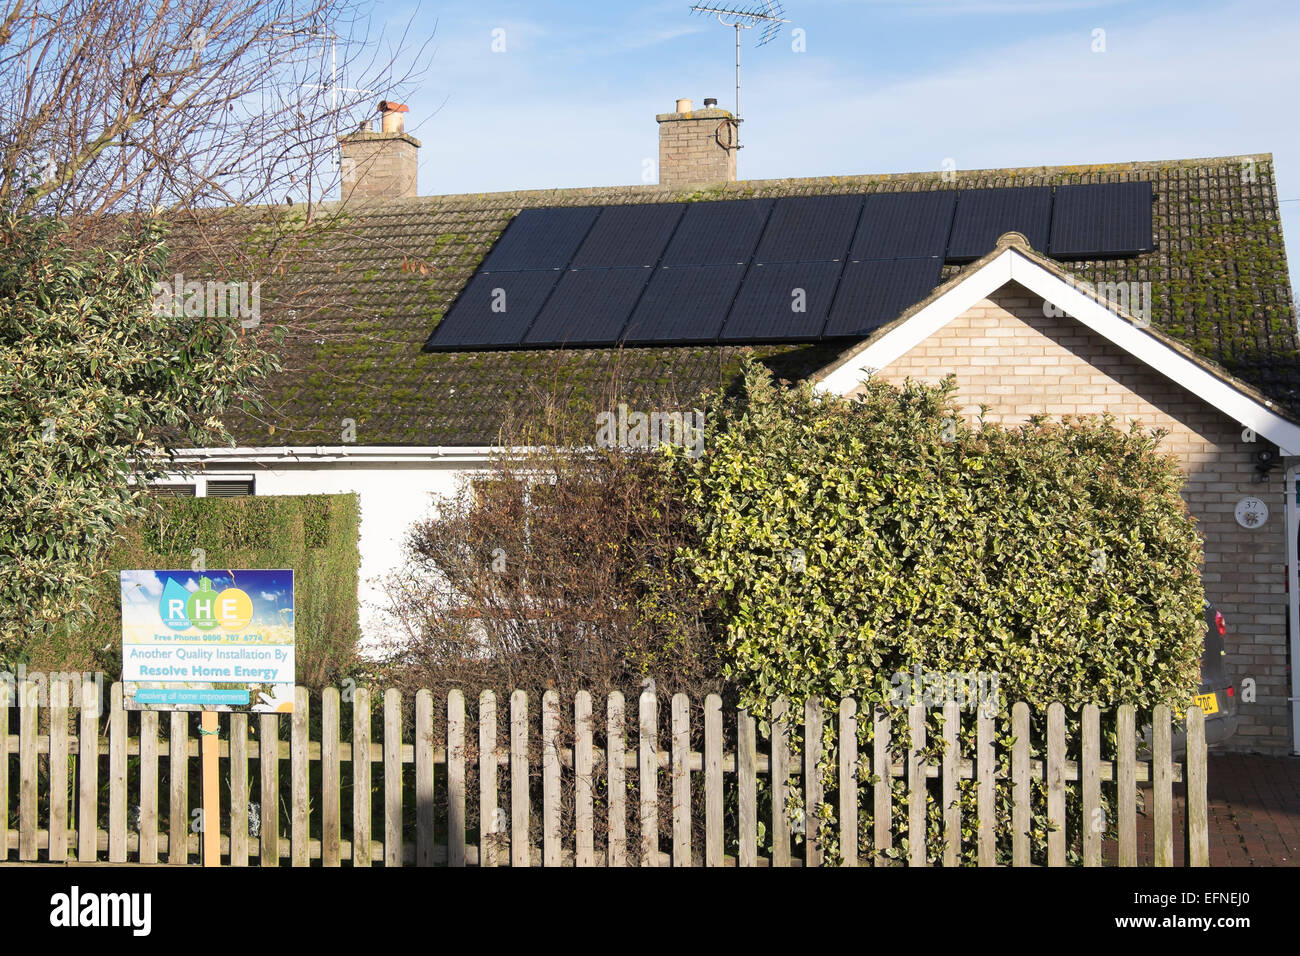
[163,99,1300,755]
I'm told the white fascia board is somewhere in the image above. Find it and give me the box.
[815,250,1014,395]
[169,445,510,465]
[1005,255,1300,456]
[817,248,1300,456]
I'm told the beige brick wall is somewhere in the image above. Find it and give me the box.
[339,132,419,201]
[853,282,1291,753]
[657,108,737,186]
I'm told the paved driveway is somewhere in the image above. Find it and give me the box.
[1105,753,1300,866]
[1201,753,1300,866]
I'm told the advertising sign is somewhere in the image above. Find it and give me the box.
[120,569,295,712]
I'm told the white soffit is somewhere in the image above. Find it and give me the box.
[815,248,1300,456]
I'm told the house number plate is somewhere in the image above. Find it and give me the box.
[1234,496,1269,529]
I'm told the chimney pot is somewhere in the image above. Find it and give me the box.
[378,99,410,134]
[675,97,693,113]
[338,98,420,201]
[703,97,717,108]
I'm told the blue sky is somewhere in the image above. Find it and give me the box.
[356,0,1299,291]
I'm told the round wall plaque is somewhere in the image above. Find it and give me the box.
[1234,496,1269,529]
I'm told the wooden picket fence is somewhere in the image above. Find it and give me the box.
[0,679,1209,866]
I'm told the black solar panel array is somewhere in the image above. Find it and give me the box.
[1049,182,1153,258]
[479,206,600,272]
[423,181,1154,351]
[722,261,842,343]
[852,191,956,260]
[753,195,863,263]
[947,187,1052,261]
[826,258,946,338]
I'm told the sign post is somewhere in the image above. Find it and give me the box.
[201,711,220,866]
[119,568,296,867]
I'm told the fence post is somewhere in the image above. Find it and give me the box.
[479,690,498,868]
[542,690,560,867]
[230,713,249,867]
[607,692,626,867]
[415,689,434,867]
[942,701,960,867]
[639,689,658,867]
[839,699,858,867]
[138,706,157,865]
[771,697,790,867]
[510,690,529,868]
[384,689,402,867]
[292,688,310,867]
[1081,704,1101,867]
[107,683,127,863]
[78,680,101,862]
[0,680,8,861]
[575,691,594,867]
[1117,704,1136,866]
[704,694,723,867]
[671,694,690,867]
[738,708,757,867]
[167,711,185,864]
[1153,704,1173,867]
[804,699,823,868]
[976,706,995,867]
[18,678,37,860]
[1046,702,1065,867]
[907,703,925,867]
[51,678,70,864]
[260,713,279,867]
[1011,702,1030,867]
[351,686,370,867]
[1186,706,1209,867]
[321,690,340,867]
[448,689,466,867]
[873,707,891,866]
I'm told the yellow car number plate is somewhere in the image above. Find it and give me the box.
[1194,692,1220,716]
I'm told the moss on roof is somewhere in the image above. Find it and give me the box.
[196,155,1296,446]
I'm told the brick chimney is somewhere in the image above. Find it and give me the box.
[656,97,737,187]
[338,100,421,201]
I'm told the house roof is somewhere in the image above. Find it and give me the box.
[201,154,1297,447]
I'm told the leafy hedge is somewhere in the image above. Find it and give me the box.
[674,361,1204,716]
[666,360,1205,863]
[32,494,362,688]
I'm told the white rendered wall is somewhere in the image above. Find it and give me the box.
[176,459,478,657]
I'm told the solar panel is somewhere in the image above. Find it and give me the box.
[752,195,863,263]
[852,191,956,260]
[479,206,600,272]
[823,258,944,338]
[660,199,774,267]
[424,270,562,350]
[623,265,746,344]
[1049,181,1153,258]
[569,203,686,269]
[947,187,1052,260]
[719,261,841,342]
[522,268,652,347]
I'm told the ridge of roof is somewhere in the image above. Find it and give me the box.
[291,152,1277,212]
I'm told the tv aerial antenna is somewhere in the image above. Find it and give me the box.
[265,27,377,167]
[296,30,377,168]
[688,1,789,149]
